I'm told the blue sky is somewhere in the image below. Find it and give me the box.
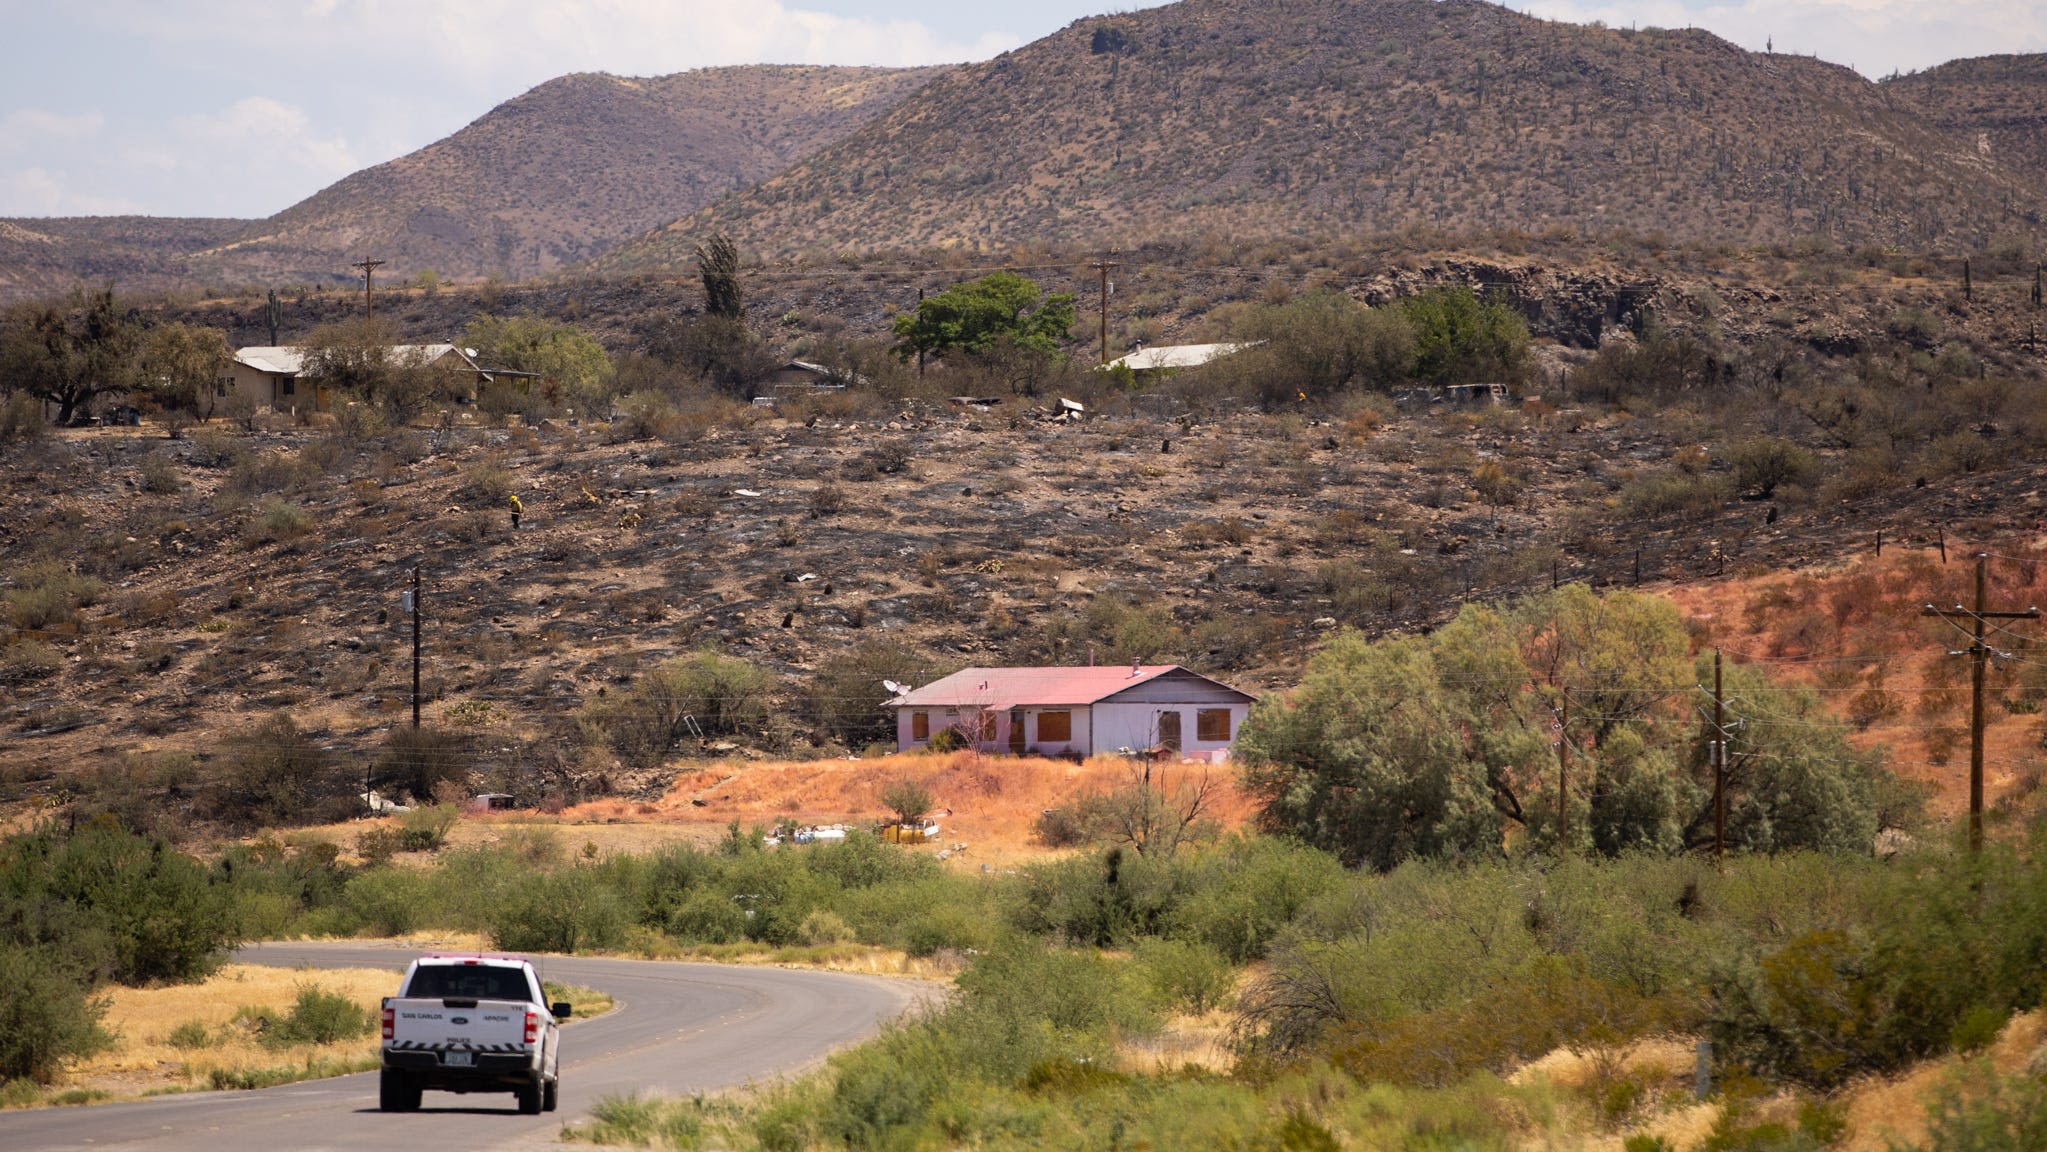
[1,0,2040,220]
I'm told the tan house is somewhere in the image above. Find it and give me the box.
[221,344,490,412]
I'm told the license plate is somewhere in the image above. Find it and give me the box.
[443,1051,473,1067]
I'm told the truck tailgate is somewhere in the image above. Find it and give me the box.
[388,997,530,1057]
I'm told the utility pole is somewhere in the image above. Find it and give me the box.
[1712,649,1726,858]
[1554,697,1570,856]
[915,287,925,379]
[409,565,422,730]
[353,258,386,321]
[1089,257,1121,365]
[1922,555,2038,851]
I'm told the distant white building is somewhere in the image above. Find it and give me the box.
[1100,342,1255,381]
[222,344,490,411]
[888,664,1257,760]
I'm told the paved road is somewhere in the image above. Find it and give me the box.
[0,942,929,1152]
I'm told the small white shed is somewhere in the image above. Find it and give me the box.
[888,664,1257,760]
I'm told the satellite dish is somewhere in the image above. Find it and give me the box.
[882,680,910,696]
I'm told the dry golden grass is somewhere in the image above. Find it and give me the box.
[47,963,616,1109]
[71,964,393,1099]
[1840,1010,2047,1152]
[1118,1009,1237,1076]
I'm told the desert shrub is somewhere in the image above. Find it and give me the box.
[1887,307,1944,347]
[0,823,237,986]
[1711,841,2047,1089]
[248,500,313,543]
[581,648,774,767]
[186,425,241,467]
[1324,959,1694,1088]
[207,714,354,829]
[260,984,374,1049]
[1135,937,1234,1014]
[488,867,632,953]
[820,938,1156,1148]
[880,779,934,827]
[0,943,111,1083]
[375,726,470,803]
[1617,469,1728,519]
[0,639,62,683]
[665,890,749,944]
[1191,292,1415,404]
[1008,847,1184,948]
[459,461,513,504]
[0,392,46,444]
[799,909,857,947]
[1166,837,1345,963]
[1723,437,1816,499]
[808,481,845,518]
[3,561,105,631]
[165,1020,212,1050]
[1396,285,1530,386]
[137,452,183,493]
[397,804,459,852]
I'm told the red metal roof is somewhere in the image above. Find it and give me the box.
[888,665,1252,711]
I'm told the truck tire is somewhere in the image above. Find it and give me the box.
[379,1068,412,1113]
[543,1077,559,1113]
[516,1078,543,1115]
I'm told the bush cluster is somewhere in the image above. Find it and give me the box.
[0,823,240,1083]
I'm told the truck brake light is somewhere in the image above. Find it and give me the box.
[524,1010,539,1044]
[381,1006,394,1040]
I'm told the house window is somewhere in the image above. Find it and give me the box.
[1037,711,1072,742]
[1196,709,1233,742]
[280,377,295,396]
[911,712,930,741]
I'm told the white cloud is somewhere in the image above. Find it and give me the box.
[175,96,357,177]
[0,166,142,215]
[0,109,105,155]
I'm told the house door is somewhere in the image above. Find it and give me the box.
[1157,711,1182,754]
[1009,709,1027,754]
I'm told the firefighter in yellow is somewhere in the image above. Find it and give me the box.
[509,493,523,530]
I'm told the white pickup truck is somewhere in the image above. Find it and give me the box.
[378,952,570,1114]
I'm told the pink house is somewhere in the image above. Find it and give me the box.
[888,665,1256,759]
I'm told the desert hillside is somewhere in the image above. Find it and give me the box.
[0,217,250,302]
[1886,53,2047,196]
[0,64,943,299]
[609,0,2045,269]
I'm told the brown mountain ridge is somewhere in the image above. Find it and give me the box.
[0,64,942,299]
[606,0,2046,269]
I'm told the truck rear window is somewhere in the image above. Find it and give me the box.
[406,966,530,1001]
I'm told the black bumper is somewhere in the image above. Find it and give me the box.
[384,1051,536,1092]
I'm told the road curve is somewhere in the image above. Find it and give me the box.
[0,942,931,1152]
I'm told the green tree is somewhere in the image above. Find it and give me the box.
[1396,286,1530,385]
[1237,631,1502,870]
[296,317,444,418]
[462,315,613,409]
[138,322,231,435]
[1240,586,1893,866]
[890,272,1075,366]
[0,287,142,424]
[1684,662,1894,853]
